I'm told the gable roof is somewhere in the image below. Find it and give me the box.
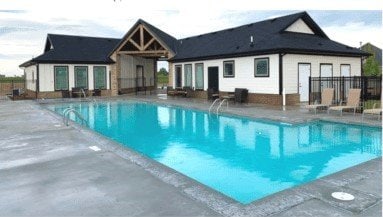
[109,19,179,56]
[20,34,120,67]
[170,12,368,62]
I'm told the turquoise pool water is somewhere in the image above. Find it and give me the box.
[47,101,382,204]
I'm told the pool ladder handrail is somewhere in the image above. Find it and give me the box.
[80,88,86,98]
[209,98,221,113]
[216,99,228,113]
[209,98,229,114]
[62,108,87,126]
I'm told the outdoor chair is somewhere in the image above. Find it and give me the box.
[305,88,334,114]
[234,88,248,103]
[207,88,219,100]
[328,89,361,116]
[61,90,70,98]
[362,103,382,120]
[93,89,101,97]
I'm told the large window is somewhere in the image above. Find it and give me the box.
[74,66,88,88]
[175,65,182,88]
[254,58,269,77]
[54,66,69,90]
[184,64,192,87]
[223,60,235,77]
[195,63,204,90]
[320,64,333,77]
[94,66,107,89]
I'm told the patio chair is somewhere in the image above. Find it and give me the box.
[328,89,361,116]
[61,90,70,98]
[305,88,334,114]
[234,88,248,103]
[362,103,382,120]
[93,89,101,97]
[207,88,219,100]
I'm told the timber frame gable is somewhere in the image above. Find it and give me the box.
[110,19,176,59]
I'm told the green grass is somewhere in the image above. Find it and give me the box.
[157,74,168,86]
[363,100,381,109]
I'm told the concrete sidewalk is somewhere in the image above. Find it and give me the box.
[0,100,219,216]
[0,98,381,217]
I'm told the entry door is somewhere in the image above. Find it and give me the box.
[175,65,182,88]
[320,64,333,89]
[136,65,144,88]
[208,67,219,91]
[298,63,311,102]
[341,64,351,77]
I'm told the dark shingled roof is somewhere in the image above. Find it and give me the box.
[20,11,369,68]
[20,34,120,67]
[171,12,368,62]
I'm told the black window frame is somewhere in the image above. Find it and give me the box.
[54,65,69,91]
[194,63,204,90]
[319,63,333,77]
[223,60,235,78]
[74,66,88,89]
[254,57,270,77]
[93,66,107,90]
[184,64,193,87]
[340,64,351,77]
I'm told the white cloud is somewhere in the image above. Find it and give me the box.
[0,0,382,76]
[324,22,382,48]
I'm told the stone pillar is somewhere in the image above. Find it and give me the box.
[168,62,173,88]
[110,53,119,96]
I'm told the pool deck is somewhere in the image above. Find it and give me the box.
[0,95,381,217]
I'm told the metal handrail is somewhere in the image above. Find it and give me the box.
[216,99,228,113]
[209,98,221,113]
[63,108,87,126]
[80,88,86,98]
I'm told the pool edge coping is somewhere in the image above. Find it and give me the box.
[37,99,382,217]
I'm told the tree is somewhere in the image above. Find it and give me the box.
[362,43,382,76]
[363,57,380,76]
[158,67,168,75]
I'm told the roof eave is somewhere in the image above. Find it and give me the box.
[170,48,368,63]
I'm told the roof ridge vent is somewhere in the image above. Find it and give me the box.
[247,24,253,27]
[270,18,277,23]
[228,28,234,32]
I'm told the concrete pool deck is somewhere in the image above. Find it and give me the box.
[0,96,381,216]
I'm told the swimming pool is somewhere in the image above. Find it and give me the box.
[47,100,382,204]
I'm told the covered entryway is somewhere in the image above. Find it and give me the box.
[109,19,176,95]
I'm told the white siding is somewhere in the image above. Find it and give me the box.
[24,65,37,91]
[38,64,111,92]
[171,54,280,94]
[282,54,361,94]
[285,19,314,34]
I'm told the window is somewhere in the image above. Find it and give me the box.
[195,63,204,90]
[340,64,351,77]
[254,58,269,77]
[94,66,107,89]
[74,66,88,88]
[223,60,235,77]
[184,64,192,87]
[54,66,69,90]
[175,65,182,88]
[320,64,333,77]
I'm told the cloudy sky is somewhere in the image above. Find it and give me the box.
[0,0,382,76]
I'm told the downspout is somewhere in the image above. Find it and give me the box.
[279,53,285,95]
[36,63,39,99]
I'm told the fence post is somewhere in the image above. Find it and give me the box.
[308,76,311,104]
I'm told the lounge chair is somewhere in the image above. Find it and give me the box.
[328,89,361,116]
[362,103,382,120]
[305,88,334,114]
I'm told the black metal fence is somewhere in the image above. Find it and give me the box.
[309,76,381,110]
